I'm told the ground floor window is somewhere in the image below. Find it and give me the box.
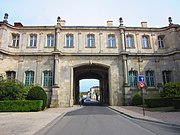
[43,71,53,87]
[162,71,171,84]
[145,70,155,87]
[6,71,16,80]
[129,71,137,87]
[25,71,34,86]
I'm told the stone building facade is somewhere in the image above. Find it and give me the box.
[0,15,179,107]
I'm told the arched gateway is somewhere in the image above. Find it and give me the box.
[73,63,109,105]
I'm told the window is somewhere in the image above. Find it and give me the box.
[145,70,155,87]
[12,34,20,47]
[66,34,74,47]
[158,36,165,48]
[47,35,54,47]
[43,71,53,87]
[108,35,115,47]
[126,35,134,48]
[142,35,150,48]
[6,71,16,80]
[87,34,95,47]
[25,71,34,86]
[162,71,171,84]
[128,71,138,87]
[30,34,37,47]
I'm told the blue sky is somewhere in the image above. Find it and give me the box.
[0,0,179,27]
[80,79,99,92]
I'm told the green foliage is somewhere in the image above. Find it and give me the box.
[131,94,143,106]
[161,82,180,98]
[145,97,173,108]
[0,80,29,100]
[26,86,47,110]
[0,100,43,112]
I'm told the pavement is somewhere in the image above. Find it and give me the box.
[0,105,179,135]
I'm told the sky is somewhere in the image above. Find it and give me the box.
[80,79,99,92]
[0,0,179,27]
[0,0,179,91]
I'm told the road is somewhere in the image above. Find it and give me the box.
[38,101,180,135]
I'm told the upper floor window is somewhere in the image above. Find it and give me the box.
[43,71,53,87]
[162,71,171,84]
[12,34,20,48]
[129,70,138,87]
[25,71,34,86]
[158,35,165,49]
[108,35,116,47]
[87,34,95,47]
[142,35,150,48]
[30,34,37,47]
[47,35,54,47]
[126,35,134,48]
[66,34,74,47]
[6,71,16,80]
[145,70,155,87]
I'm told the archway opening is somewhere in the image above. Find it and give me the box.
[73,63,109,105]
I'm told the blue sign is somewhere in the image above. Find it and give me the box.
[138,75,145,82]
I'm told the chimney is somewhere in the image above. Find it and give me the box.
[14,22,23,27]
[141,21,147,27]
[107,21,113,27]
[60,20,66,26]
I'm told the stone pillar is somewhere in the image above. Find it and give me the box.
[69,67,74,106]
[50,54,60,107]
[123,55,128,85]
[120,29,125,51]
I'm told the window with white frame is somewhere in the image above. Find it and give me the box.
[145,70,155,87]
[12,34,20,48]
[128,71,138,87]
[87,34,95,47]
[126,35,134,48]
[158,35,165,49]
[66,34,74,47]
[108,34,115,47]
[30,34,37,47]
[47,34,54,47]
[25,71,34,86]
[162,71,171,84]
[142,35,150,48]
[6,71,16,80]
[43,71,53,87]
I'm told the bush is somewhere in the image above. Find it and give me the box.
[131,94,143,106]
[145,97,173,108]
[0,100,43,112]
[26,86,47,110]
[0,80,29,100]
[161,82,180,98]
[173,99,180,109]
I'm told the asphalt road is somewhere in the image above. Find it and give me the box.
[39,101,180,135]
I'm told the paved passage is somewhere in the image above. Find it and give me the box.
[39,101,180,135]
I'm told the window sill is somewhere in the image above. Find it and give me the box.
[142,47,152,49]
[44,46,54,48]
[64,46,74,48]
[8,46,19,49]
[106,46,117,48]
[26,46,37,48]
[85,46,96,48]
[126,47,135,49]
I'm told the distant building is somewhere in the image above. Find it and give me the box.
[0,14,179,107]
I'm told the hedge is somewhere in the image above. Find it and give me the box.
[0,100,43,112]
[173,99,180,109]
[144,97,173,108]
